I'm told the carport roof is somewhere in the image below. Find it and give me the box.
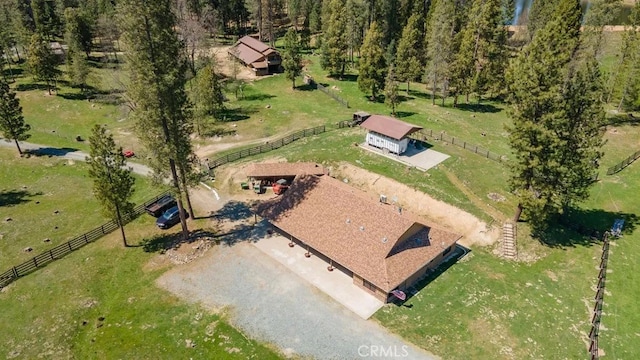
[360,115,423,140]
[247,162,326,178]
[255,175,461,292]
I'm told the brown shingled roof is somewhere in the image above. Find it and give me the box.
[360,115,423,140]
[247,162,325,178]
[228,36,278,70]
[256,175,461,292]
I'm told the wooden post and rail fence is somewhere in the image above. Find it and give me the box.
[0,190,171,289]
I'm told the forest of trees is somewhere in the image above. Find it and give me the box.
[0,0,639,229]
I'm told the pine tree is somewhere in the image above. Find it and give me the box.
[608,0,640,110]
[67,49,90,92]
[384,63,399,115]
[282,27,303,89]
[425,0,455,105]
[527,0,559,40]
[581,0,622,58]
[64,7,93,57]
[320,0,348,77]
[86,124,136,247]
[26,33,60,95]
[358,21,386,100]
[0,80,30,154]
[32,0,62,39]
[194,57,225,122]
[345,0,365,64]
[118,0,196,240]
[395,13,423,93]
[506,0,601,227]
[449,0,507,104]
[300,17,311,50]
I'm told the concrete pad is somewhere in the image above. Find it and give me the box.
[253,234,384,319]
[360,142,450,171]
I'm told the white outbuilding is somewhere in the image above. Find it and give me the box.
[359,115,423,155]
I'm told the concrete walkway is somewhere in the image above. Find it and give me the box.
[0,138,153,177]
[253,228,384,319]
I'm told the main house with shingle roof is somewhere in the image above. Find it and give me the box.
[228,36,281,76]
[360,115,423,155]
[256,174,461,302]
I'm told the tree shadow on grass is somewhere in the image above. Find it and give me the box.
[339,74,358,82]
[24,147,80,157]
[15,83,55,92]
[57,92,88,101]
[407,89,436,100]
[3,68,24,79]
[454,103,502,113]
[241,93,276,101]
[390,244,469,305]
[603,113,640,127]
[394,111,416,118]
[0,189,43,207]
[217,107,258,122]
[536,208,638,248]
[139,228,218,252]
[295,83,315,91]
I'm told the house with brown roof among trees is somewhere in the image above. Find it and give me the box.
[255,174,461,302]
[228,36,282,76]
[360,115,423,155]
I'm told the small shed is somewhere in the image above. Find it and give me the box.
[246,162,325,185]
[359,115,423,155]
[352,111,371,125]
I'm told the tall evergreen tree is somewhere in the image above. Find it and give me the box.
[527,0,558,40]
[451,0,508,102]
[282,27,303,89]
[0,80,30,154]
[358,21,386,99]
[118,0,196,240]
[86,124,136,248]
[63,7,93,57]
[395,13,423,93]
[320,0,348,77]
[32,0,62,39]
[26,33,60,94]
[608,0,640,110]
[384,63,399,115]
[425,0,455,105]
[67,48,89,92]
[194,57,225,120]
[506,0,603,227]
[345,0,365,64]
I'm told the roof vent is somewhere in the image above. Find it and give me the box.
[398,207,403,214]
[360,226,365,231]
[380,194,387,203]
[382,237,388,243]
[346,218,351,224]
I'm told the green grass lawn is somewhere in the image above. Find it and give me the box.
[3,35,638,359]
[0,147,281,359]
[9,62,140,154]
[0,148,162,267]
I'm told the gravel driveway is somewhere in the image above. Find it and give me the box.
[157,241,437,360]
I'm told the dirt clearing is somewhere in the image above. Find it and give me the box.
[213,159,500,247]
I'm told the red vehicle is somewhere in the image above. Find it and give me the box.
[123,150,135,158]
[273,179,289,195]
